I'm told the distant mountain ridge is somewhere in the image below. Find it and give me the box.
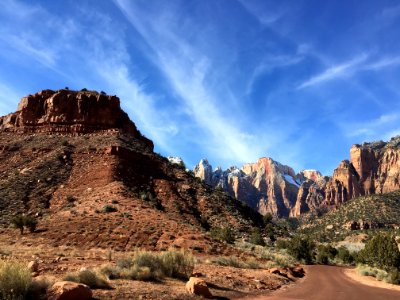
[194,136,400,217]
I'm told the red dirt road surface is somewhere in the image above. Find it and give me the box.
[237,265,400,300]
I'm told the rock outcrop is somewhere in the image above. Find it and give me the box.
[325,137,400,206]
[194,157,309,217]
[194,136,400,217]
[47,281,92,300]
[185,277,213,298]
[0,89,153,150]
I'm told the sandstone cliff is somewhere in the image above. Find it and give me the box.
[194,136,400,217]
[194,157,312,217]
[0,89,153,150]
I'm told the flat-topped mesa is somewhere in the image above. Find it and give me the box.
[0,89,153,150]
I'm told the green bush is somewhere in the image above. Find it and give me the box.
[336,246,354,265]
[287,236,315,264]
[275,239,290,249]
[250,229,265,246]
[160,248,194,279]
[357,233,400,271]
[316,244,337,265]
[0,260,32,300]
[210,227,235,244]
[66,195,76,203]
[357,264,400,284]
[23,216,37,233]
[263,213,273,225]
[11,215,25,235]
[102,205,117,213]
[11,215,38,234]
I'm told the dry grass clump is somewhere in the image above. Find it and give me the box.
[0,260,32,300]
[64,269,111,289]
[99,248,194,281]
[235,241,296,268]
[357,264,400,284]
[211,256,262,269]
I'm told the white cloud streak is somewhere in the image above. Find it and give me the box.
[298,54,400,89]
[342,113,400,140]
[114,0,269,164]
[297,54,368,89]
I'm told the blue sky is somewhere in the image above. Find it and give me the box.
[0,0,400,175]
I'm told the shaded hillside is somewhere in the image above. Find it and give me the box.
[299,190,400,241]
[0,89,262,253]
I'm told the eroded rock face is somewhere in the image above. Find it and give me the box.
[194,157,304,217]
[194,136,400,217]
[0,89,153,150]
[325,137,400,206]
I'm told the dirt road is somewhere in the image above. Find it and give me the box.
[237,265,400,300]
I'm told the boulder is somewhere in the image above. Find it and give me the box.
[185,277,213,298]
[47,281,92,300]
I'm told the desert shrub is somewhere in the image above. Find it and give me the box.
[212,256,245,268]
[139,191,155,201]
[210,227,235,244]
[11,215,38,234]
[66,195,76,203]
[101,249,194,281]
[102,205,117,213]
[250,228,265,246]
[275,239,290,249]
[23,216,37,233]
[287,236,315,264]
[64,269,111,289]
[212,256,262,269]
[159,249,194,279]
[357,233,400,271]
[265,223,276,242]
[263,213,273,225]
[316,244,338,265]
[99,265,120,280]
[0,260,32,300]
[116,257,133,269]
[356,264,400,284]
[336,246,355,265]
[26,277,52,299]
[11,215,25,234]
[111,199,119,204]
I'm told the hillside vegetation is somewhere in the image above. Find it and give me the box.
[299,191,400,241]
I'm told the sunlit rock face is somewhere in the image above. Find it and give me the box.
[194,136,400,217]
[195,157,309,217]
[0,89,153,150]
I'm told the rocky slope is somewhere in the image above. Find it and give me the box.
[194,136,400,217]
[0,89,262,253]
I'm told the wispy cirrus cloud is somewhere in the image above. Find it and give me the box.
[297,53,368,89]
[237,0,286,26]
[113,0,272,164]
[341,113,400,140]
[298,53,400,89]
